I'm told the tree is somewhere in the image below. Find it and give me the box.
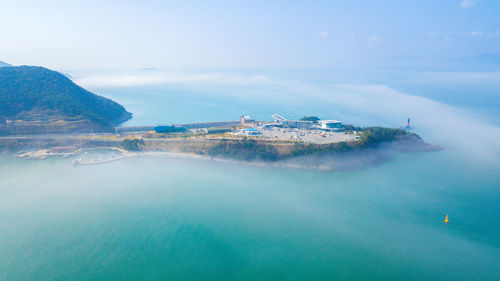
[121,138,145,151]
[300,116,320,124]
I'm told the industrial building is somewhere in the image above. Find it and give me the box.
[154,125,186,133]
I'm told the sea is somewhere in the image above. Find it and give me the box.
[0,69,499,280]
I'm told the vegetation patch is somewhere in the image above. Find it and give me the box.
[122,138,145,151]
[207,127,421,161]
[207,137,281,161]
[0,66,131,126]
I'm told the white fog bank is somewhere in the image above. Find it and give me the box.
[74,70,500,165]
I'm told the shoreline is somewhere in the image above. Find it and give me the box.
[4,126,440,170]
[9,137,440,172]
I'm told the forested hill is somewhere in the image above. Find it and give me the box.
[0,66,131,126]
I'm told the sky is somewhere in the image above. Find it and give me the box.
[1,0,500,71]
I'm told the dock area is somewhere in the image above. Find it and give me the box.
[15,146,80,159]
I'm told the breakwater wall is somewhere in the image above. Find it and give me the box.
[115,121,240,133]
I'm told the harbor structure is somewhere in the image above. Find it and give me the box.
[119,121,240,133]
[271,114,314,129]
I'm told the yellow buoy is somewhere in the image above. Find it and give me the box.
[444,214,449,223]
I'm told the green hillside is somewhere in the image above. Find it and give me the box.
[0,66,131,126]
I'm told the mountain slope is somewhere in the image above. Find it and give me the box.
[0,66,131,127]
[0,60,11,67]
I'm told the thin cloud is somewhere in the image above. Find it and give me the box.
[449,30,499,39]
[487,30,500,38]
[469,31,484,36]
[426,31,440,38]
[74,72,271,88]
[459,0,476,9]
[463,30,500,38]
[368,35,379,47]
[318,31,329,38]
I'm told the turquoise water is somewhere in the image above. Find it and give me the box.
[1,73,499,280]
[1,151,498,280]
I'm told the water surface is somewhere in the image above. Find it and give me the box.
[1,71,499,280]
[0,150,498,280]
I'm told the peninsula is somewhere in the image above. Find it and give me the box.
[0,63,437,165]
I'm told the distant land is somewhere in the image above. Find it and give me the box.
[0,60,11,67]
[0,65,131,134]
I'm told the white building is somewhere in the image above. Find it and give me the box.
[240,115,255,125]
[317,120,342,131]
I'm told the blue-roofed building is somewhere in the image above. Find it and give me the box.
[232,127,262,136]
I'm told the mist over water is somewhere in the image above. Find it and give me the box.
[1,151,498,280]
[76,68,500,164]
[1,69,499,280]
[276,138,437,171]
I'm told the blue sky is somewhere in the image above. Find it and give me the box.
[1,0,499,70]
